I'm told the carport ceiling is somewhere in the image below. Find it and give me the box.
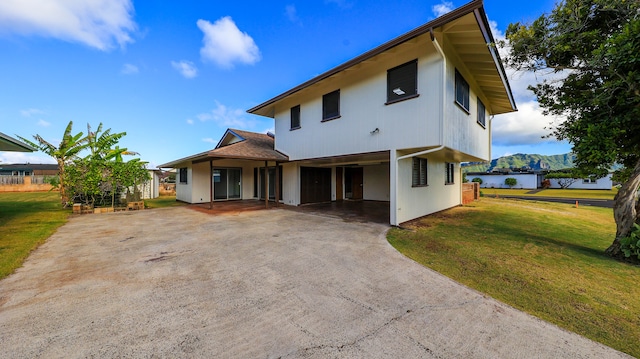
[296,151,390,167]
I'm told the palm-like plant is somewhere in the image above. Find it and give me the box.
[19,121,87,206]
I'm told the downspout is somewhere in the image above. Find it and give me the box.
[392,29,447,225]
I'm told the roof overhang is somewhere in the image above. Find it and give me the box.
[0,132,35,152]
[247,0,516,117]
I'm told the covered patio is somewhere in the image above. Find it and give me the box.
[187,199,390,224]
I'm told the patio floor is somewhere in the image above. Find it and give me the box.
[189,200,390,224]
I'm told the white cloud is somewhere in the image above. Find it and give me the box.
[0,0,137,51]
[196,101,257,129]
[285,5,301,24]
[0,151,55,164]
[186,119,194,125]
[171,60,198,79]
[202,138,216,144]
[197,17,261,69]
[325,0,354,9]
[432,1,454,17]
[121,63,139,74]
[20,108,45,117]
[491,100,564,146]
[37,119,51,127]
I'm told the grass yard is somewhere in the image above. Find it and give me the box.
[144,195,184,209]
[388,198,639,358]
[0,192,69,280]
[485,188,617,200]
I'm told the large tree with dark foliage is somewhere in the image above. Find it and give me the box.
[503,0,640,259]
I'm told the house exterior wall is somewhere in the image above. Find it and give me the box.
[548,174,613,189]
[471,173,538,189]
[273,34,443,161]
[281,162,299,206]
[470,173,614,190]
[442,52,491,161]
[363,163,390,201]
[395,152,461,224]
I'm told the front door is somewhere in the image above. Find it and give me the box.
[345,167,363,200]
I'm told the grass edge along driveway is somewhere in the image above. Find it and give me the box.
[388,198,639,358]
[0,192,69,279]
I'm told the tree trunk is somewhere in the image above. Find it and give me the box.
[607,158,640,257]
[57,160,69,207]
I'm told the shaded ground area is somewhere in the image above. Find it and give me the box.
[190,199,390,224]
[0,207,631,358]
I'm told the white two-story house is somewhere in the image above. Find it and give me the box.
[159,0,516,225]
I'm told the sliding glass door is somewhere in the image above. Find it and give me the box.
[213,168,242,200]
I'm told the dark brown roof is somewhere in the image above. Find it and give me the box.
[208,129,288,161]
[157,129,288,168]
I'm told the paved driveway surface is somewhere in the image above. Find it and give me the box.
[0,207,631,358]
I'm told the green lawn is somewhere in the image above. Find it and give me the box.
[484,188,617,200]
[0,192,69,279]
[144,195,184,209]
[388,198,639,357]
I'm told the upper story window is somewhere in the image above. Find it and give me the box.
[477,98,486,128]
[412,157,428,187]
[322,90,340,121]
[387,59,418,104]
[179,167,188,184]
[455,69,470,112]
[290,105,301,130]
[445,162,455,185]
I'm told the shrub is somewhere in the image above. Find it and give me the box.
[541,179,551,189]
[505,177,517,188]
[472,177,483,185]
[621,223,640,261]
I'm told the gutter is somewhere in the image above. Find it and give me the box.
[392,30,449,225]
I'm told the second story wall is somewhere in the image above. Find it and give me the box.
[273,33,443,161]
[441,36,492,162]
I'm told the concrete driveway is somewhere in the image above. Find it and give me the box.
[0,207,631,358]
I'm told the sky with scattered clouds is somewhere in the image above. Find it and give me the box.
[0,0,564,167]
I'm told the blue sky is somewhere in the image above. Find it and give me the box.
[0,0,568,167]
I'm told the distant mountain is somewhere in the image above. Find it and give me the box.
[462,153,575,173]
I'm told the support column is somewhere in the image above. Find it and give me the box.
[390,150,398,226]
[209,160,213,210]
[274,161,279,208]
[264,161,269,209]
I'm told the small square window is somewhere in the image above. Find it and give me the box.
[179,167,188,184]
[290,105,301,130]
[412,157,428,187]
[387,60,418,104]
[477,99,486,127]
[445,162,455,184]
[455,69,470,112]
[322,90,340,121]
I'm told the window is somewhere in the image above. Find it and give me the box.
[477,98,486,127]
[445,162,455,184]
[412,157,428,187]
[179,167,188,184]
[387,59,418,104]
[322,90,340,121]
[290,105,301,130]
[583,177,597,184]
[455,69,470,112]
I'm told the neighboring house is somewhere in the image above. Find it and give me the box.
[159,1,517,225]
[0,132,34,152]
[0,164,59,191]
[467,171,614,190]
